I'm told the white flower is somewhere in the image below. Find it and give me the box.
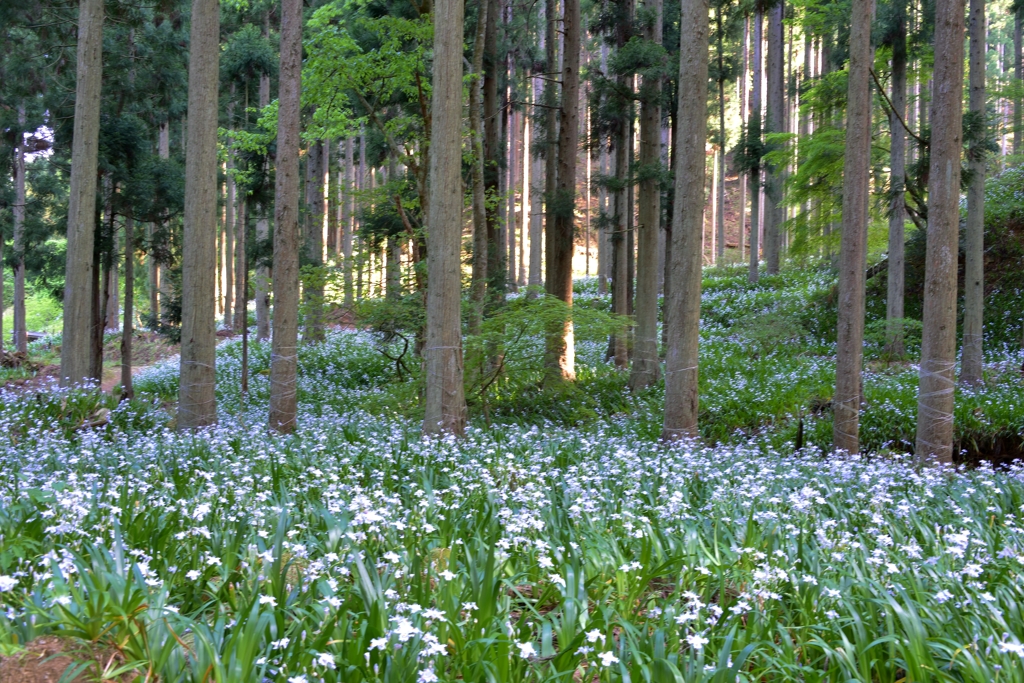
[0,576,18,593]
[423,608,445,621]
[271,637,290,649]
[586,629,605,644]
[999,641,1024,656]
[287,676,307,683]
[598,651,619,666]
[259,595,277,607]
[418,668,439,683]
[316,651,336,670]
[686,633,709,651]
[186,570,201,581]
[517,641,536,659]
[549,573,566,587]
[538,556,554,569]
[394,617,420,642]
[369,637,388,651]
[934,590,953,604]
[439,570,455,580]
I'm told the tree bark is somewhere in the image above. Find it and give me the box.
[121,214,135,400]
[469,0,488,336]
[629,0,663,390]
[484,0,505,307]
[832,0,873,454]
[255,66,272,341]
[747,7,762,283]
[545,0,580,382]
[234,197,248,333]
[916,0,964,463]
[13,104,28,353]
[715,9,726,265]
[886,14,907,358]
[60,0,104,386]
[178,0,220,428]
[529,65,544,289]
[763,0,784,274]
[542,0,559,293]
[343,137,355,307]
[662,0,708,440]
[422,0,468,435]
[327,139,338,255]
[269,0,302,433]
[304,140,326,343]
[1015,10,1022,155]
[961,0,986,386]
[739,16,748,262]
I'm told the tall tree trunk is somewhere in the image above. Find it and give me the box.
[508,106,519,290]
[739,16,749,262]
[121,213,135,400]
[269,0,302,433]
[545,0,580,382]
[327,139,338,255]
[832,0,873,454]
[543,0,559,292]
[763,0,784,274]
[343,137,355,307]
[234,199,248,333]
[529,66,544,289]
[886,14,907,358]
[60,0,104,386]
[518,106,528,286]
[610,0,634,368]
[663,0,709,440]
[961,0,986,385]
[1015,9,1022,155]
[629,0,663,390]
[386,157,401,300]
[304,140,325,343]
[484,0,505,307]
[747,6,762,283]
[256,64,272,341]
[422,0,468,435]
[916,0,965,462]
[715,8,726,265]
[178,0,220,428]
[469,0,488,335]
[13,104,28,353]
[106,233,119,330]
[153,122,170,323]
[224,96,235,329]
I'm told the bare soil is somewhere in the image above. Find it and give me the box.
[0,636,136,683]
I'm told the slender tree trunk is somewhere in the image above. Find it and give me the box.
[630,0,663,390]
[715,9,726,265]
[121,214,135,400]
[610,0,634,368]
[327,139,338,255]
[106,233,119,330]
[739,17,749,262]
[256,65,272,341]
[916,0,965,462]
[13,105,28,353]
[663,0,709,440]
[304,141,326,343]
[763,0,784,274]
[224,97,235,329]
[545,0,580,382]
[748,7,762,282]
[543,0,559,292]
[269,0,302,433]
[1015,10,1022,155]
[343,137,355,307]
[886,16,907,358]
[178,0,219,428]
[832,0,873,454]
[529,66,544,289]
[518,105,528,286]
[484,0,505,308]
[961,0,986,385]
[386,157,401,300]
[422,0,468,435]
[153,122,170,323]
[60,0,104,386]
[469,0,488,335]
[508,106,519,290]
[234,200,248,333]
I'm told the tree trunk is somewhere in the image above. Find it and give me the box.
[121,213,135,400]
[715,8,726,265]
[543,0,559,294]
[234,198,248,333]
[545,0,580,382]
[178,0,219,428]
[629,0,663,390]
[763,0,784,274]
[422,0,468,435]
[886,15,907,358]
[13,104,28,353]
[269,0,302,433]
[484,0,505,307]
[60,0,104,386]
[916,0,964,462]
[663,0,709,440]
[529,66,544,289]
[343,137,355,307]
[961,0,986,386]
[508,106,519,290]
[469,0,488,336]
[327,139,338,255]
[153,121,170,323]
[518,106,528,287]
[738,16,748,263]
[255,66,272,341]
[1015,10,1021,155]
[832,0,873,454]
[304,140,326,343]
[747,7,762,283]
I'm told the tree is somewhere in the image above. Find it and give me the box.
[746,4,762,283]
[763,0,784,274]
[915,0,965,463]
[629,0,663,391]
[545,0,581,382]
[60,0,104,386]
[662,0,708,440]
[883,0,908,357]
[832,0,873,454]
[469,0,488,336]
[960,0,985,386]
[178,0,220,429]
[269,0,303,433]
[422,0,467,435]
[304,140,326,343]
[12,105,27,353]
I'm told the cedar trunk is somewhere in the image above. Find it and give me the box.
[422,0,468,435]
[60,0,104,385]
[178,0,220,428]
[747,8,762,283]
[886,16,907,358]
[269,0,303,433]
[763,0,784,274]
[662,0,709,440]
[915,0,965,462]
[961,0,986,386]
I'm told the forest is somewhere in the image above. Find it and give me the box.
[2,0,1024,678]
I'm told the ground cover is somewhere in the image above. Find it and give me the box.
[1,268,1023,681]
